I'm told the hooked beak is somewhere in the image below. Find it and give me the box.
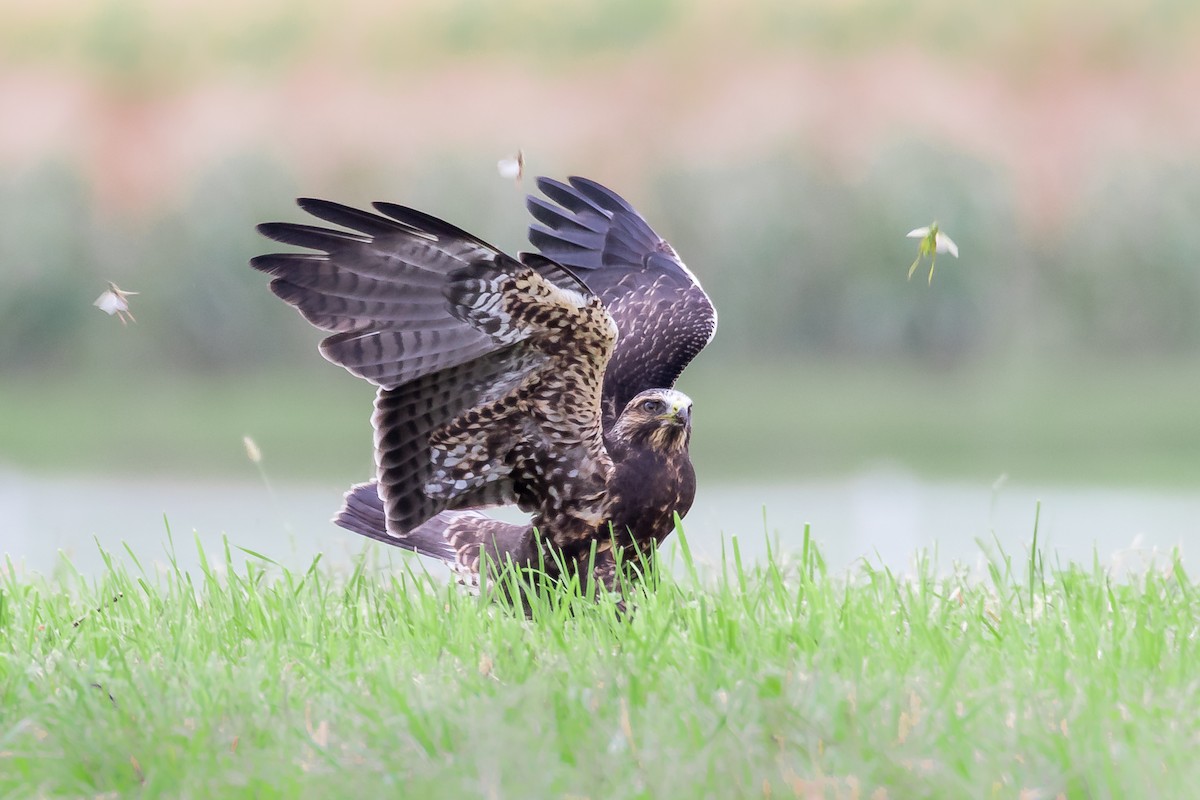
[666,398,692,427]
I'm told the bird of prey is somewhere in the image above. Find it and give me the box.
[252,176,716,593]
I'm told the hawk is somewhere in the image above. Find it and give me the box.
[252,177,717,592]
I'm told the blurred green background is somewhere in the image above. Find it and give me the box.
[4,0,1200,491]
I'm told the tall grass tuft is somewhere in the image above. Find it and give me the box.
[2,526,1197,797]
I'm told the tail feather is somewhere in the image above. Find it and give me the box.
[334,480,540,576]
[334,480,386,537]
[335,481,457,562]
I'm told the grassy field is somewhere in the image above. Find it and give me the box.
[2,531,1196,798]
[5,357,1200,488]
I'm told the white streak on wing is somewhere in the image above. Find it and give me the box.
[555,285,591,309]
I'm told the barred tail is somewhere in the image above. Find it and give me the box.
[334,481,457,562]
[335,481,543,582]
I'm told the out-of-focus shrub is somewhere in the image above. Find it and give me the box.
[3,144,1200,375]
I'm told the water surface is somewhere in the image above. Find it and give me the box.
[2,468,1193,579]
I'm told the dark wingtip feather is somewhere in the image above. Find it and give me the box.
[518,252,592,294]
[533,175,572,198]
[527,228,605,270]
[256,221,372,250]
[296,198,411,237]
[532,176,598,215]
[371,202,486,246]
[249,252,328,277]
[567,176,636,214]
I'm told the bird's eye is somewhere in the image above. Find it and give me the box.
[643,398,665,413]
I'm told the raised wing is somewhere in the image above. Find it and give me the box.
[527,176,718,426]
[370,256,618,543]
[254,199,552,388]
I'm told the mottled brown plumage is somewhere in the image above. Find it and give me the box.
[252,177,714,592]
[339,386,695,590]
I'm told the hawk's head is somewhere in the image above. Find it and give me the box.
[609,388,693,454]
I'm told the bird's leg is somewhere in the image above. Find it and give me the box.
[581,547,636,618]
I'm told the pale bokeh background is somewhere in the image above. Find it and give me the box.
[3,0,1199,575]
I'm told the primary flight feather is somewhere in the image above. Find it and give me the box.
[252,176,716,592]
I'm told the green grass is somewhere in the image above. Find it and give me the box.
[2,530,1197,798]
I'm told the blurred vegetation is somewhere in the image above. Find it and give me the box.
[4,145,1200,488]
[3,0,1199,486]
[6,0,1200,81]
[4,145,1200,375]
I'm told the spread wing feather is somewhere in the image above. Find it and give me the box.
[371,258,617,542]
[371,344,531,536]
[254,200,508,387]
[253,197,600,389]
[253,178,713,565]
[527,176,717,426]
